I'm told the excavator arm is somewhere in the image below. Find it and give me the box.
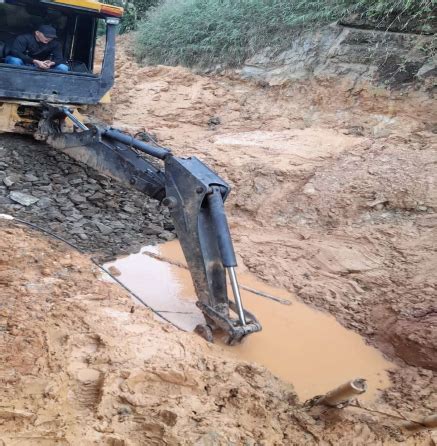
[40,104,261,344]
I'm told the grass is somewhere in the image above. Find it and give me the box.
[134,0,436,67]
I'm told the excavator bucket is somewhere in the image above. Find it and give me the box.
[164,156,261,343]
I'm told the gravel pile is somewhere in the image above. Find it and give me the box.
[0,134,175,260]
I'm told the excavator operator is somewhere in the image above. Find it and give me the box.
[5,24,69,72]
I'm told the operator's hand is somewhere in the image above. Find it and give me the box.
[33,59,50,69]
[44,60,56,68]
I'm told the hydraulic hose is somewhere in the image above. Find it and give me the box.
[103,128,171,160]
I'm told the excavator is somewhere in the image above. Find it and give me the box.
[0,0,261,344]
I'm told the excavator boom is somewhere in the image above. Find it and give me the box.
[43,105,261,344]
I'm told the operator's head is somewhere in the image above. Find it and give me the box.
[35,25,57,44]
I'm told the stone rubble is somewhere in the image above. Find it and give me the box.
[0,134,175,261]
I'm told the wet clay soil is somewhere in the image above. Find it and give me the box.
[105,35,437,410]
[3,222,432,445]
[105,240,394,402]
[0,34,436,444]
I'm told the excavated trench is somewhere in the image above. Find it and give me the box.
[105,240,394,402]
[0,131,400,404]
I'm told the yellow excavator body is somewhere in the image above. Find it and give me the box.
[0,100,84,134]
[47,0,123,17]
[0,0,123,135]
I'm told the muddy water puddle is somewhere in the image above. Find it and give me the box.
[105,241,395,401]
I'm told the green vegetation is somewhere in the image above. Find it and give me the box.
[106,0,160,33]
[134,0,435,67]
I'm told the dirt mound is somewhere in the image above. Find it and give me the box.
[2,222,431,445]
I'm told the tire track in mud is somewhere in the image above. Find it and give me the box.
[68,334,105,410]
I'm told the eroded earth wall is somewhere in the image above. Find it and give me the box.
[241,24,436,89]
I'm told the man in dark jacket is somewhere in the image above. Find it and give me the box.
[5,24,68,72]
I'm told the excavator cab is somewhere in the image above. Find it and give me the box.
[0,0,262,344]
[0,0,122,133]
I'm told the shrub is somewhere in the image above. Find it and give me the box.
[135,0,436,67]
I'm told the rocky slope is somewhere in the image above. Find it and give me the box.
[0,135,174,261]
[240,24,436,89]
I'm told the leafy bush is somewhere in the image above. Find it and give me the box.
[135,0,436,67]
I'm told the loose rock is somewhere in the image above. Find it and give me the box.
[9,191,39,206]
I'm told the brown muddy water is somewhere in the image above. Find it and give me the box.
[104,241,395,401]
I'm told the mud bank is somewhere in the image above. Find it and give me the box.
[0,222,434,445]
